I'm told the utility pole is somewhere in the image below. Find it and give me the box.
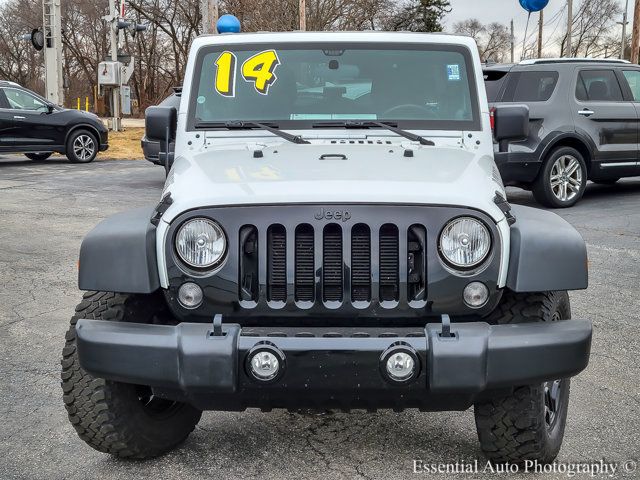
[108,0,121,131]
[619,0,630,59]
[201,0,219,34]
[42,0,64,105]
[566,0,573,57]
[299,0,306,31]
[510,19,515,63]
[631,0,640,63]
[537,9,544,58]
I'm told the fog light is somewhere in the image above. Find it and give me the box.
[463,281,489,308]
[380,345,419,384]
[247,345,285,382]
[178,282,203,309]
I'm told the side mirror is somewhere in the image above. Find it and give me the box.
[46,104,55,114]
[145,106,177,165]
[494,105,529,152]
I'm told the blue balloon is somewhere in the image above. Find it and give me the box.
[519,0,549,12]
[216,14,241,34]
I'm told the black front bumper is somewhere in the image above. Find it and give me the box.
[76,318,592,411]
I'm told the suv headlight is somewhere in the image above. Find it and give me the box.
[175,218,226,269]
[439,217,491,269]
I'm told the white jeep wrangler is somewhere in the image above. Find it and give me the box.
[62,32,592,464]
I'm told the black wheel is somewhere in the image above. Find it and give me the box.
[61,291,202,458]
[66,130,98,163]
[593,178,620,185]
[24,152,53,161]
[533,147,587,208]
[474,291,571,465]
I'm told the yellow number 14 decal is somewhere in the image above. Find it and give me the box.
[214,50,280,97]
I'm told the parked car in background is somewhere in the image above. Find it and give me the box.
[485,58,640,208]
[0,81,108,163]
[141,87,180,174]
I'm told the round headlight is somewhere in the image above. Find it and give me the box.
[439,217,491,269]
[176,218,226,269]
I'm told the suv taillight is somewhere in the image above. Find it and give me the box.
[489,107,496,131]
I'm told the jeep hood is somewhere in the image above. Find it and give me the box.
[163,143,506,222]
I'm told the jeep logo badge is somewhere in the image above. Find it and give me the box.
[314,208,351,222]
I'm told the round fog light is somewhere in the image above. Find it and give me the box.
[178,282,203,309]
[380,346,419,384]
[386,352,415,381]
[463,281,489,308]
[249,350,280,381]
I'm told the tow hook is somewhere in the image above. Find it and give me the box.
[439,314,455,339]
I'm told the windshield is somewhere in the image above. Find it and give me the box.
[187,43,480,131]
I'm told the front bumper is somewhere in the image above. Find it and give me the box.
[76,318,592,411]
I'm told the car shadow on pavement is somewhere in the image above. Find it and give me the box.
[507,178,640,208]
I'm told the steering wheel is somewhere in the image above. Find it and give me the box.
[383,104,432,118]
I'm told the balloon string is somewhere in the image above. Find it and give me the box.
[521,11,531,60]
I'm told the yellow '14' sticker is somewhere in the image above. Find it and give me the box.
[214,50,280,97]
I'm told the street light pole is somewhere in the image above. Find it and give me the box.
[537,9,544,58]
[566,0,573,57]
[631,0,640,63]
[620,0,630,59]
[108,0,121,131]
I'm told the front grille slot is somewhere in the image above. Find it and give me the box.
[407,225,427,302]
[238,225,259,302]
[267,225,286,302]
[379,224,399,302]
[295,224,315,302]
[323,224,343,302]
[351,224,371,302]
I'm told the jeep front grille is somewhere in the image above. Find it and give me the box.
[238,222,427,309]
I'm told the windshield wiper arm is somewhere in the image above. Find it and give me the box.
[370,122,435,146]
[194,120,310,145]
[311,120,434,146]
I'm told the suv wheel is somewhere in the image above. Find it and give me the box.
[24,152,53,161]
[61,291,202,458]
[474,291,571,465]
[66,130,98,163]
[533,147,587,208]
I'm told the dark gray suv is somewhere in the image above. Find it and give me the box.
[485,58,640,207]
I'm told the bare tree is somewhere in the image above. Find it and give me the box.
[453,19,510,62]
[558,0,622,57]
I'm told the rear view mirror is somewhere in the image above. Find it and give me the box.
[494,105,529,152]
[145,106,177,165]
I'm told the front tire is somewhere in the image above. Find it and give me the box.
[61,291,202,458]
[474,291,571,464]
[533,147,587,208]
[25,152,52,161]
[66,130,98,163]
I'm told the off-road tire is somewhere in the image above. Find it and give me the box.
[25,152,53,161]
[61,291,202,459]
[474,291,571,465]
[66,129,98,163]
[532,147,587,208]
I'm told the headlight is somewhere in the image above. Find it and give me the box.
[439,217,491,269]
[175,218,226,269]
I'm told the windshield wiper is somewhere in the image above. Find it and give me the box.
[194,120,310,145]
[312,120,435,146]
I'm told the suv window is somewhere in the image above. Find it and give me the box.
[502,71,559,102]
[2,87,48,111]
[576,70,623,102]
[622,70,640,101]
[483,69,509,102]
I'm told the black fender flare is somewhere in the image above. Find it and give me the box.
[78,206,160,293]
[506,205,588,292]
[538,130,596,165]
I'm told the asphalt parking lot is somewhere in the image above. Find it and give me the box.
[0,156,639,480]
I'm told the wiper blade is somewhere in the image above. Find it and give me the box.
[311,120,435,146]
[194,120,310,145]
